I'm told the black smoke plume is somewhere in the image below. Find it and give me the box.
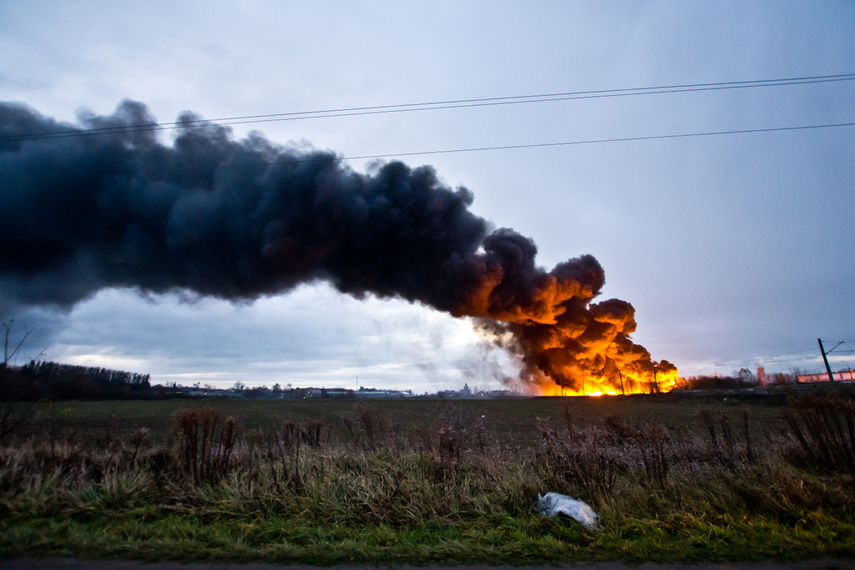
[0,100,674,392]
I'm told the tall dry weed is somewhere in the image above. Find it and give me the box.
[538,416,620,507]
[174,408,238,484]
[782,394,855,478]
[342,403,391,451]
[697,407,756,470]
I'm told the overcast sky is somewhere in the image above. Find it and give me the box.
[1,0,853,392]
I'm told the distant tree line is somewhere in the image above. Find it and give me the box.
[0,360,172,401]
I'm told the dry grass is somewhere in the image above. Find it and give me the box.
[0,395,854,563]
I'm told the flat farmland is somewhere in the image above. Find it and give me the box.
[17,393,790,446]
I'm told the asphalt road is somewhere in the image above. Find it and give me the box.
[2,559,854,570]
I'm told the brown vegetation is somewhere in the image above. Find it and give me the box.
[0,395,854,562]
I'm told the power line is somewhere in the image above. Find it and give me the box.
[1,120,852,188]
[257,120,855,166]
[716,339,855,372]
[763,346,817,359]
[174,73,855,128]
[0,118,852,193]
[3,72,855,143]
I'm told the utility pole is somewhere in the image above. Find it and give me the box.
[618,370,625,396]
[818,338,837,384]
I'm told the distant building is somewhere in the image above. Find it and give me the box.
[355,387,412,399]
[796,369,855,383]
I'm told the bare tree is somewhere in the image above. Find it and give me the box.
[2,319,36,368]
[0,320,38,442]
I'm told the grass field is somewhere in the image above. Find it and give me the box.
[1,393,854,564]
[10,393,790,443]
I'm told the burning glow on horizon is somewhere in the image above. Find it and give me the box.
[533,365,683,396]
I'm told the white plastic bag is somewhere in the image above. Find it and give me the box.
[534,492,600,530]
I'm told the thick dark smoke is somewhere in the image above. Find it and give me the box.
[0,100,674,392]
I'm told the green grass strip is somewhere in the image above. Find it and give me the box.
[2,512,854,565]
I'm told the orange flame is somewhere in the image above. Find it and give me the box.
[463,250,678,397]
[533,363,682,396]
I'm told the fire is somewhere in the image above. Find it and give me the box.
[656,367,683,392]
[536,383,626,397]
[533,362,682,397]
[472,279,682,399]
